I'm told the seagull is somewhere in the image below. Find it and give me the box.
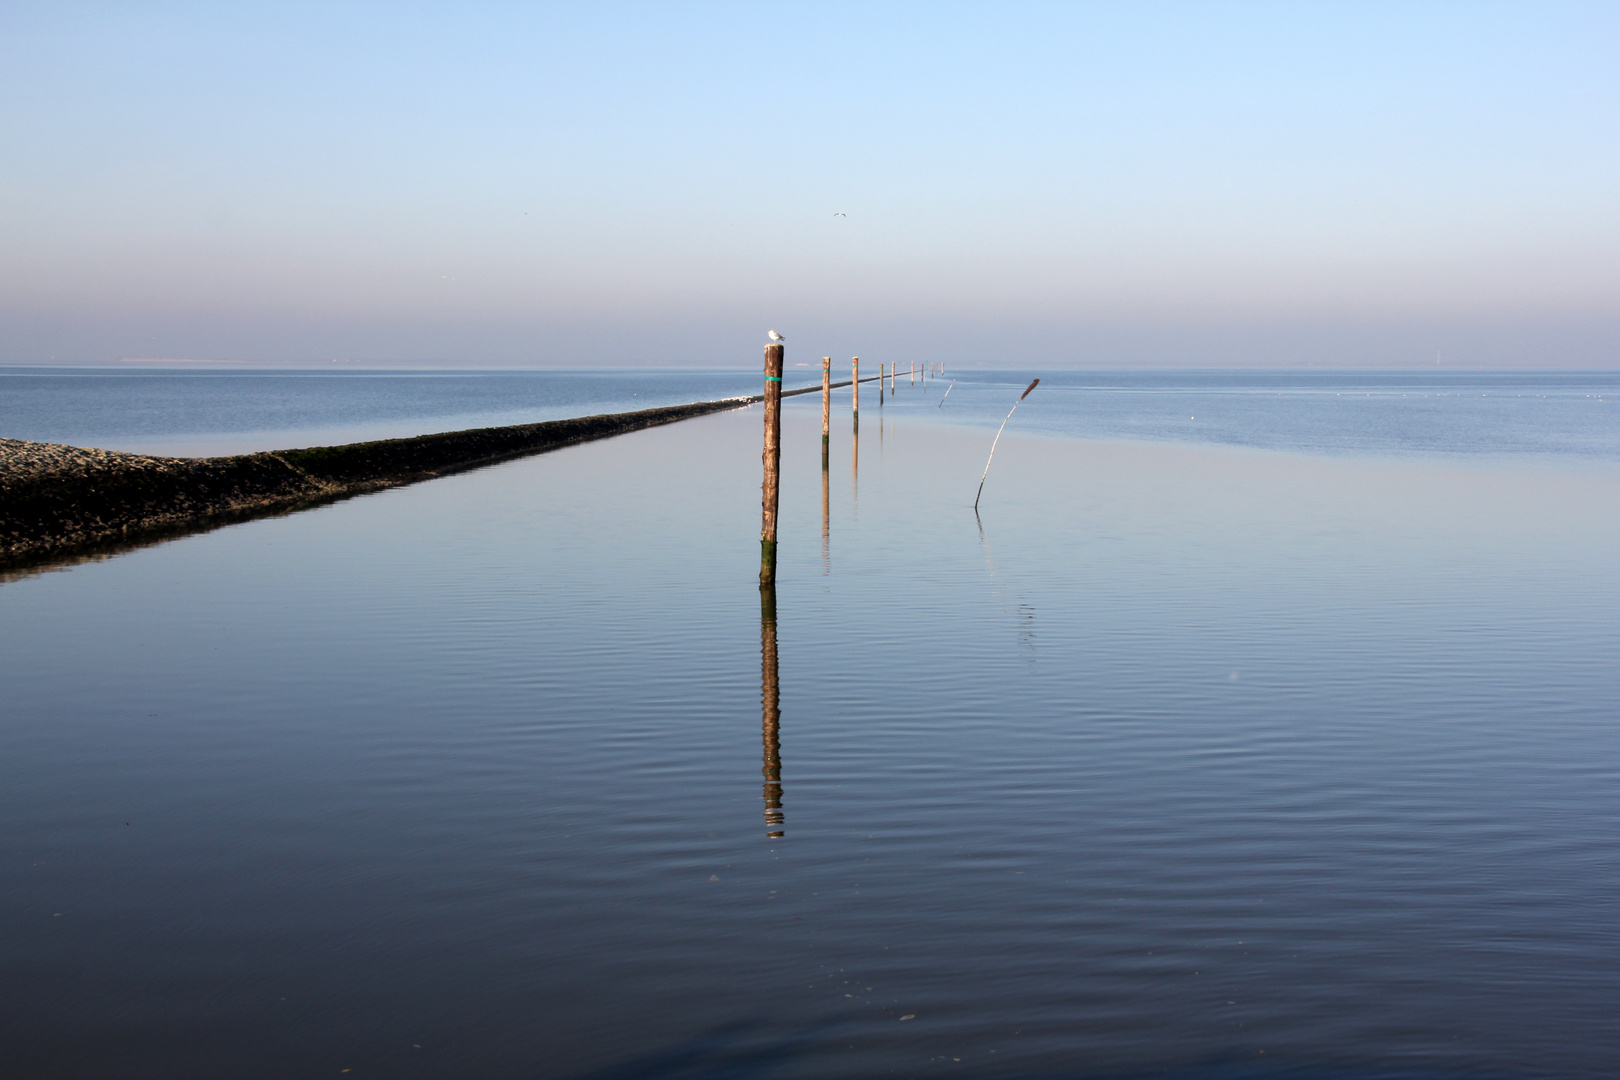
[833,212,846,217]
[767,330,786,344]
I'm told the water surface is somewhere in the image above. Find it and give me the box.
[2,373,1618,1078]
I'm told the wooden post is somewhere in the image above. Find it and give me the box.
[820,356,830,467]
[879,362,884,406]
[761,342,783,586]
[910,360,915,386]
[852,356,859,433]
[890,363,895,394]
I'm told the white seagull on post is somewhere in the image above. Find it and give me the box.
[767,330,786,344]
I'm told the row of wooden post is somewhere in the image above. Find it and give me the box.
[759,347,942,836]
[760,347,944,586]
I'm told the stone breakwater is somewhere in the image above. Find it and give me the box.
[1,398,756,571]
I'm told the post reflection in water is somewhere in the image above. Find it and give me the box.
[821,458,830,574]
[759,585,784,839]
[851,422,859,515]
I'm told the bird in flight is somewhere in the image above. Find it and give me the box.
[767,330,786,344]
[833,212,846,217]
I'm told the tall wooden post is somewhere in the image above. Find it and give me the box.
[879,362,885,406]
[890,363,895,394]
[761,343,783,586]
[910,360,915,387]
[820,356,830,468]
[852,356,859,433]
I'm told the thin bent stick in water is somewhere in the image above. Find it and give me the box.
[974,379,1039,510]
[938,380,956,407]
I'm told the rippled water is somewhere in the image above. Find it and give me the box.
[3,372,1619,1077]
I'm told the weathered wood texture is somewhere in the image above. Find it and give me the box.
[760,343,784,586]
[821,358,831,437]
[821,356,831,465]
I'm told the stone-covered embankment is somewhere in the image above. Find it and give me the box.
[1,398,750,572]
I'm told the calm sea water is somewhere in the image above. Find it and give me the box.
[0,367,768,456]
[3,369,1619,1078]
[2,366,1617,460]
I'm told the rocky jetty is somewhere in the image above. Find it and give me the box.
[1,398,749,572]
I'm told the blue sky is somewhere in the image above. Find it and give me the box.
[3,1,1617,366]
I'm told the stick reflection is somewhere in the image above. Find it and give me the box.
[760,585,784,839]
[821,457,830,574]
[976,509,1037,659]
[851,421,859,515]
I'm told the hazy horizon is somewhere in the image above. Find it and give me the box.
[4,2,1617,368]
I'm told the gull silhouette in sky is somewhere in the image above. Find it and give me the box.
[833,212,846,217]
[767,330,785,344]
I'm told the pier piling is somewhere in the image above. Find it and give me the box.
[761,342,783,586]
[821,356,830,467]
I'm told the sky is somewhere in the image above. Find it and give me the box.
[2,1,1617,368]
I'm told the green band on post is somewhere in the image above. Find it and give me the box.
[764,376,781,381]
